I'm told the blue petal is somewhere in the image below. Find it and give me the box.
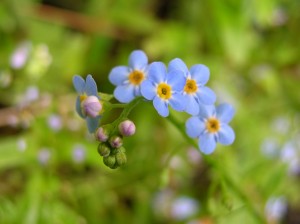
[129,50,148,70]
[218,124,235,145]
[185,95,200,115]
[109,66,129,86]
[166,70,185,91]
[169,92,186,112]
[114,85,135,103]
[148,62,166,83]
[198,104,216,119]
[76,96,84,118]
[216,103,235,123]
[133,85,142,96]
[190,64,210,85]
[85,75,98,96]
[168,58,189,76]
[185,117,204,138]
[86,116,100,133]
[73,75,85,94]
[141,80,156,100]
[196,87,216,105]
[199,132,217,154]
[153,97,169,117]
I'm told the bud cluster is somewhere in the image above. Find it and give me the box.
[95,120,135,169]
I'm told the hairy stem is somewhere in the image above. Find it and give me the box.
[111,97,144,130]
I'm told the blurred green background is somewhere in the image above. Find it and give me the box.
[1,0,300,223]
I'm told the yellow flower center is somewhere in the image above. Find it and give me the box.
[128,70,145,85]
[157,83,172,100]
[184,79,198,94]
[79,94,87,102]
[206,117,220,133]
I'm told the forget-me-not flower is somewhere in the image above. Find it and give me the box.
[186,103,235,154]
[169,58,216,115]
[73,74,102,133]
[109,50,149,103]
[141,62,186,117]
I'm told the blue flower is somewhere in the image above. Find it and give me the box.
[169,58,216,115]
[72,74,102,133]
[109,50,149,103]
[185,103,235,154]
[141,62,186,117]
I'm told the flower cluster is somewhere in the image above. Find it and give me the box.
[95,120,135,169]
[72,50,235,168]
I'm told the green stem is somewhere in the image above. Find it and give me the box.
[166,113,265,223]
[109,103,127,109]
[111,97,144,130]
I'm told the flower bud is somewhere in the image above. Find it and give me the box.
[109,135,123,148]
[115,148,127,166]
[95,127,109,142]
[97,143,111,157]
[103,154,116,168]
[118,120,136,137]
[81,95,102,118]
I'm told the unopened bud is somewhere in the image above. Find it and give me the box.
[95,127,109,142]
[109,135,123,148]
[103,155,116,168]
[97,143,111,157]
[118,120,136,137]
[115,147,127,166]
[81,95,102,118]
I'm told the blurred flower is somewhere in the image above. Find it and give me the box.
[152,190,173,218]
[18,86,40,108]
[72,144,86,163]
[280,142,297,162]
[288,159,300,175]
[7,115,18,127]
[0,70,12,88]
[141,62,186,117]
[26,44,52,78]
[186,104,235,154]
[171,196,199,221]
[48,114,63,131]
[187,147,202,165]
[24,86,39,102]
[10,41,31,69]
[37,148,51,165]
[153,190,200,221]
[265,196,287,223]
[169,155,184,170]
[271,116,290,135]
[73,74,102,133]
[109,50,149,103]
[17,138,27,152]
[272,8,288,26]
[280,141,300,175]
[261,138,279,158]
[168,58,216,115]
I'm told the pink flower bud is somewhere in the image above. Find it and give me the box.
[118,120,136,137]
[95,127,109,142]
[109,136,123,148]
[81,95,102,118]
